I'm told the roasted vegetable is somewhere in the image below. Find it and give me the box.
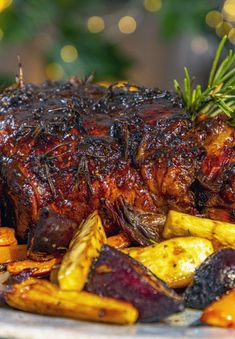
[184,248,235,309]
[114,198,166,246]
[58,211,107,291]
[5,278,138,325]
[29,208,78,254]
[123,237,214,288]
[201,288,235,328]
[86,245,184,322]
[163,210,235,247]
[7,257,61,277]
[0,228,17,246]
[107,232,131,249]
[0,245,27,263]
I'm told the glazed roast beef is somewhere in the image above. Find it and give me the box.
[0,79,234,243]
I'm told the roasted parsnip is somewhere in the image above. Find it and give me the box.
[58,211,107,291]
[123,237,214,288]
[163,210,235,247]
[5,278,138,325]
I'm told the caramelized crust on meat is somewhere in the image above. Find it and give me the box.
[0,80,234,240]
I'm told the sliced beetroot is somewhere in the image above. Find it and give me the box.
[86,245,184,322]
[184,248,235,309]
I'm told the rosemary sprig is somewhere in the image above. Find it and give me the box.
[174,36,235,123]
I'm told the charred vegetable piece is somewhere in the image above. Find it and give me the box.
[163,210,235,247]
[201,288,235,328]
[7,257,62,277]
[123,237,214,288]
[5,278,138,325]
[184,248,235,309]
[111,197,166,246]
[0,245,27,263]
[107,232,131,249]
[0,228,17,246]
[86,245,184,322]
[58,211,107,291]
[29,208,78,254]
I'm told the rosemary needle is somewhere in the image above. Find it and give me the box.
[174,35,235,125]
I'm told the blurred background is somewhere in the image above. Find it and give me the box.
[0,0,233,90]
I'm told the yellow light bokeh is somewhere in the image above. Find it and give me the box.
[205,10,223,28]
[144,0,162,12]
[87,16,105,33]
[216,21,232,37]
[228,27,235,44]
[0,29,4,41]
[46,63,64,81]
[118,16,137,34]
[191,36,209,55]
[0,0,12,13]
[60,45,78,63]
[223,0,235,22]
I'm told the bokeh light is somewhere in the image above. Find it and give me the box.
[60,45,78,63]
[118,16,137,34]
[87,16,105,33]
[0,0,12,13]
[223,0,235,22]
[191,36,209,55]
[46,63,64,80]
[144,0,162,12]
[205,10,223,28]
[215,21,232,37]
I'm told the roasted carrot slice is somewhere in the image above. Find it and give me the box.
[0,245,27,263]
[7,257,61,277]
[107,232,131,249]
[0,228,17,246]
[201,289,235,328]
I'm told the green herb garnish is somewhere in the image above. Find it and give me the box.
[174,35,235,124]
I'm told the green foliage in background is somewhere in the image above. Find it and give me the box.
[0,0,222,83]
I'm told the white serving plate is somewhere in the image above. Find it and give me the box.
[0,307,235,339]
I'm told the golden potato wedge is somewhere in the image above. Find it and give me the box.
[201,288,235,328]
[5,278,138,325]
[0,227,17,246]
[123,237,214,288]
[58,211,107,291]
[163,210,235,247]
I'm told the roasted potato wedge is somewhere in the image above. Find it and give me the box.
[58,211,107,291]
[201,288,235,328]
[5,278,138,325]
[123,237,214,288]
[0,227,17,246]
[163,210,235,247]
[7,257,61,277]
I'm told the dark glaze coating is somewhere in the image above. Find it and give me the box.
[0,80,234,240]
